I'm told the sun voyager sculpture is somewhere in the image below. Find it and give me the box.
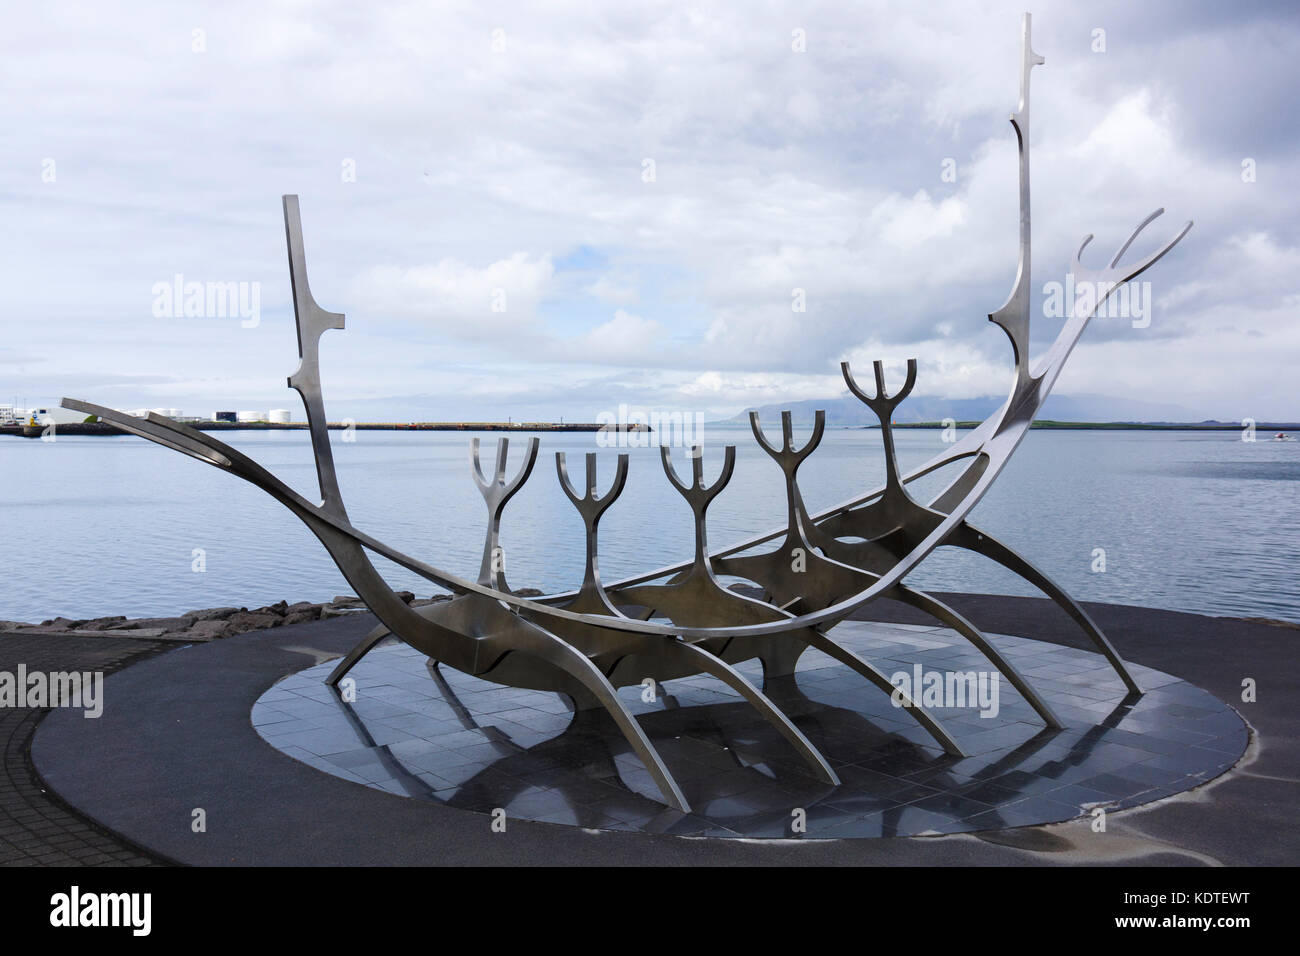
[66,15,1190,812]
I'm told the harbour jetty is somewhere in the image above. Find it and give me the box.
[1,421,651,438]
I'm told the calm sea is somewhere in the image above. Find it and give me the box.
[1,426,1296,624]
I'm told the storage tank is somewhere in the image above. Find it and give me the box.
[235,410,264,423]
[267,409,292,424]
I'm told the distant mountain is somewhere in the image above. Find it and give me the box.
[714,392,1201,426]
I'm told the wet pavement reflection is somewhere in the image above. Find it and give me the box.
[253,621,1246,838]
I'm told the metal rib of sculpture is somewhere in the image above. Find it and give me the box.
[64,14,1190,813]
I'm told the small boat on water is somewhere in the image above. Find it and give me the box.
[1274,432,1295,441]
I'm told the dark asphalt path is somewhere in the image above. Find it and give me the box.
[21,594,1294,866]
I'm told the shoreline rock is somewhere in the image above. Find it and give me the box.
[0,592,452,643]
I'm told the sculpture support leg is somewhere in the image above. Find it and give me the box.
[674,641,839,785]
[952,524,1142,696]
[512,629,692,813]
[301,517,695,808]
[757,634,808,680]
[326,622,392,687]
[894,585,1064,728]
[802,628,966,757]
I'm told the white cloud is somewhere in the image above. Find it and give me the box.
[351,253,553,339]
[568,309,668,362]
[870,190,968,250]
[1,1,1295,421]
[582,275,639,305]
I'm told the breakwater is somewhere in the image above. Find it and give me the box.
[1,421,652,438]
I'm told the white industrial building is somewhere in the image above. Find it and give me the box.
[14,404,91,426]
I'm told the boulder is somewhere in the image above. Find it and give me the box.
[107,627,170,639]
[40,616,89,629]
[183,619,233,641]
[322,605,365,619]
[75,616,128,630]
[182,607,242,622]
[225,611,282,633]
[108,617,192,633]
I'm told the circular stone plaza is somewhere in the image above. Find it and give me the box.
[11,591,1291,867]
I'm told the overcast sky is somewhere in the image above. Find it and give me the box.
[1,0,1296,422]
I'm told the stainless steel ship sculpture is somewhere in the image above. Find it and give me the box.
[66,15,1190,812]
